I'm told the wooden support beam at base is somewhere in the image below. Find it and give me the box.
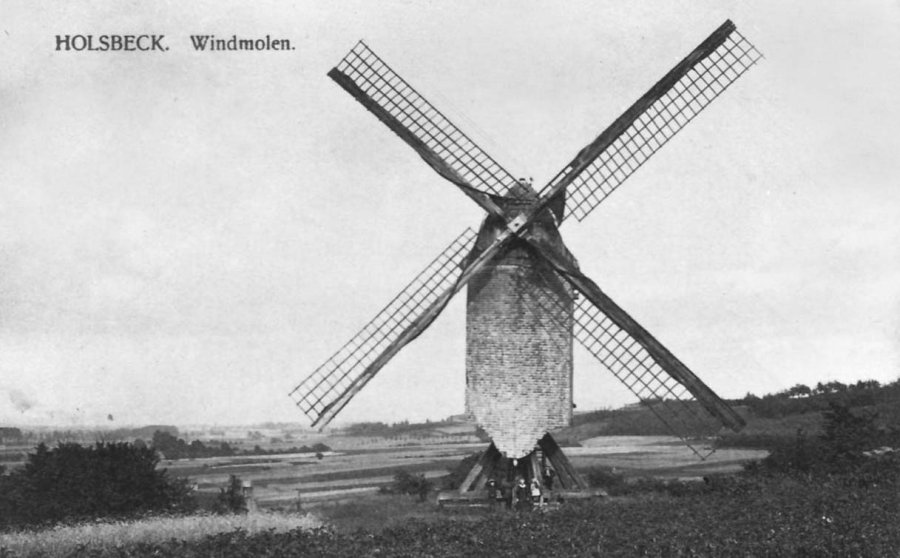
[456,433,588,496]
[458,442,502,493]
[539,433,588,490]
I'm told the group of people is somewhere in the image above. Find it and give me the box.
[485,466,555,511]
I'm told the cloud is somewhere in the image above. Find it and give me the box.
[8,388,37,414]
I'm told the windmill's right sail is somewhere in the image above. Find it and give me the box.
[572,298,735,454]
[540,20,762,223]
[523,233,744,455]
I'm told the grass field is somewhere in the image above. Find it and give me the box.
[6,477,896,557]
[0,511,320,557]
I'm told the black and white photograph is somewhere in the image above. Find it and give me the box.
[1,1,899,555]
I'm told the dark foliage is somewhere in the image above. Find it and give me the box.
[150,430,330,460]
[99,425,179,444]
[380,470,432,502]
[151,431,234,460]
[0,442,194,529]
[584,466,628,494]
[0,428,23,443]
[341,419,458,438]
[737,378,899,419]
[212,475,248,514]
[747,401,900,480]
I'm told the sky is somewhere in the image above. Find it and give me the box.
[1,1,899,428]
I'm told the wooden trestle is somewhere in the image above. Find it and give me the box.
[457,433,588,494]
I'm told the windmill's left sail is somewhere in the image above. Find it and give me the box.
[328,41,517,199]
[290,228,478,428]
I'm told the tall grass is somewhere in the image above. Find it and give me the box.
[0,511,320,557]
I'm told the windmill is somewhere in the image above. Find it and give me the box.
[291,20,762,493]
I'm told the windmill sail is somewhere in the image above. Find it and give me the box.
[303,22,758,446]
[329,41,516,211]
[540,20,762,222]
[292,198,535,429]
[523,232,744,438]
[524,277,733,456]
[290,228,478,427]
[572,298,731,454]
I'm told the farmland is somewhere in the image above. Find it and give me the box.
[4,430,898,556]
[166,443,481,508]
[161,435,766,512]
[0,433,776,557]
[2,382,899,556]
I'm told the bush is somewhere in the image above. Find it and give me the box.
[380,470,432,502]
[746,401,900,483]
[584,466,627,494]
[212,475,247,514]
[0,442,194,529]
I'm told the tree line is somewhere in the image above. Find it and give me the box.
[149,430,330,460]
[737,378,899,419]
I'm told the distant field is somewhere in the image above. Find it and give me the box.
[165,442,483,509]
[164,436,766,510]
[570,436,768,478]
[2,426,769,512]
[0,446,29,469]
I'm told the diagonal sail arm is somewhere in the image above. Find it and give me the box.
[290,228,477,428]
[329,41,517,217]
[291,225,520,429]
[538,20,763,222]
[524,231,745,431]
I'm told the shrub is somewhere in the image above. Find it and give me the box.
[746,401,900,483]
[212,475,247,514]
[0,442,194,529]
[584,466,627,494]
[381,470,432,501]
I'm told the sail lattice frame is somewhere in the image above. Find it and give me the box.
[295,21,760,438]
[545,27,762,223]
[573,298,722,456]
[331,41,517,197]
[290,228,478,424]
[525,267,724,457]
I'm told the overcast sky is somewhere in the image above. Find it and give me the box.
[2,1,899,428]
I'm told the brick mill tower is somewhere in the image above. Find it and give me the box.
[293,22,762,499]
[465,182,577,458]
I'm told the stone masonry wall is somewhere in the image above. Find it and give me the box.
[466,233,575,458]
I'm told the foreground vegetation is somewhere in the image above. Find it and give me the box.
[0,443,194,530]
[4,473,894,557]
[3,399,897,556]
[0,511,319,557]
